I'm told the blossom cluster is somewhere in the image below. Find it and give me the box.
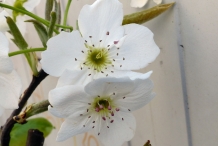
[0,0,162,145]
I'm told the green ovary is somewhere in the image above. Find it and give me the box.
[85,48,111,72]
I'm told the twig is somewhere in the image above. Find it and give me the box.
[26,129,44,146]
[0,70,48,146]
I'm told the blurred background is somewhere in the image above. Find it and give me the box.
[1,0,218,145]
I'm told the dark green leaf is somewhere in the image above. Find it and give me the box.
[45,0,54,21]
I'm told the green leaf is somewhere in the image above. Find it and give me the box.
[48,11,57,38]
[26,19,48,47]
[122,2,175,25]
[54,0,61,25]
[45,0,54,21]
[10,118,54,146]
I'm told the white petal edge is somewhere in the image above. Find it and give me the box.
[48,85,91,118]
[113,24,160,70]
[23,0,41,12]
[0,70,22,109]
[130,0,148,8]
[115,78,155,111]
[41,31,86,77]
[84,77,134,97]
[56,116,93,141]
[0,10,10,32]
[97,112,136,146]
[153,0,162,4]
[56,69,92,87]
[78,0,123,46]
[110,70,153,80]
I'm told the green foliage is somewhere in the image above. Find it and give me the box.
[122,2,175,25]
[10,118,53,146]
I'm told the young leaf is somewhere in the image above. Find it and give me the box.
[54,0,61,25]
[10,118,54,146]
[122,2,175,25]
[48,11,57,38]
[45,0,54,21]
[26,19,48,47]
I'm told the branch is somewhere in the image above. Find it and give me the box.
[26,129,44,146]
[0,70,48,146]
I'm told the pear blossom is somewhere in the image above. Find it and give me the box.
[0,0,41,35]
[48,75,155,146]
[130,0,162,8]
[0,32,22,116]
[41,0,160,86]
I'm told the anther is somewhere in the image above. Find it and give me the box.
[83,125,85,127]
[80,114,83,116]
[110,120,114,123]
[99,40,102,42]
[75,58,77,61]
[81,67,82,70]
[101,71,104,73]
[102,117,106,121]
[88,74,91,76]
[113,93,115,95]
[120,65,122,67]
[106,31,109,35]
[117,48,120,50]
[88,103,91,105]
[108,106,112,110]
[89,36,92,38]
[123,57,125,60]
[123,97,126,99]
[92,126,95,128]
[111,112,114,116]
[107,45,110,47]
[85,40,87,43]
[116,108,120,111]
[93,121,95,123]
[88,116,91,118]
[114,41,119,44]
[98,95,100,97]
[117,53,119,56]
[82,51,84,53]
[92,44,95,47]
[87,109,89,112]
[107,126,109,128]
[122,118,124,121]
[106,74,108,77]
[98,133,100,135]
[95,108,100,112]
[113,59,115,61]
[128,109,131,111]
[111,71,114,73]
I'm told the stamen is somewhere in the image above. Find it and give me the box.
[101,71,104,73]
[87,109,89,112]
[99,40,102,42]
[123,57,125,60]
[113,59,115,61]
[117,53,119,56]
[98,133,100,135]
[111,71,114,73]
[107,126,109,128]
[113,93,115,95]
[88,103,91,105]
[120,65,122,67]
[81,51,84,53]
[92,44,95,47]
[102,117,106,121]
[93,121,95,123]
[92,126,95,128]
[116,108,120,111]
[108,106,112,110]
[83,125,85,127]
[111,112,114,116]
[95,107,100,112]
[107,45,110,47]
[110,120,114,123]
[80,114,83,116]
[88,74,91,76]
[117,48,120,50]
[85,40,87,43]
[75,58,77,61]
[114,41,119,44]
[122,118,124,121]
[106,31,109,35]
[128,109,131,111]
[123,97,126,99]
[89,36,92,38]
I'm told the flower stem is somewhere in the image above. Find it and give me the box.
[0,70,48,146]
[63,0,72,26]
[0,3,73,31]
[9,48,46,57]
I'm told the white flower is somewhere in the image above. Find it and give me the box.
[41,0,160,86]
[130,0,162,8]
[0,0,41,35]
[48,75,155,146]
[0,32,22,116]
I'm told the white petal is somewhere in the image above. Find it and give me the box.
[56,69,92,87]
[84,77,134,97]
[16,16,27,36]
[41,31,86,77]
[110,70,153,80]
[56,116,93,141]
[0,70,22,109]
[97,112,136,146]
[23,0,41,12]
[78,0,123,46]
[48,85,91,118]
[153,0,162,4]
[0,10,10,32]
[115,78,155,111]
[130,0,148,8]
[114,24,160,70]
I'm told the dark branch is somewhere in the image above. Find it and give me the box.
[26,129,44,146]
[0,70,48,146]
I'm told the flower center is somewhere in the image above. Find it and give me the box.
[85,47,111,72]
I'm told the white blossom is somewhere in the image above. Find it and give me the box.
[131,0,162,8]
[0,32,22,116]
[41,0,160,86]
[0,0,41,35]
[48,75,155,146]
